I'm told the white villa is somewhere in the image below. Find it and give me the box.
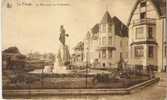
[84,11,128,69]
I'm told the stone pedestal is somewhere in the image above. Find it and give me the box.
[52,62,70,74]
[53,43,70,74]
[57,44,70,65]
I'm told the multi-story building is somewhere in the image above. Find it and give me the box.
[128,0,166,72]
[84,11,128,69]
[71,41,84,66]
[84,24,99,65]
[97,11,128,68]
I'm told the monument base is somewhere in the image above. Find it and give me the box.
[52,62,70,74]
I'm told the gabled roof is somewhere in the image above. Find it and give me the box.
[90,24,99,40]
[91,24,99,34]
[152,0,166,17]
[100,11,128,37]
[128,0,166,26]
[112,16,128,37]
[84,11,128,39]
[100,11,112,24]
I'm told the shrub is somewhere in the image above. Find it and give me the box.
[95,73,110,83]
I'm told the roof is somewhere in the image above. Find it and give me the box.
[128,0,166,25]
[73,41,84,50]
[91,24,99,34]
[88,24,99,40]
[101,11,128,37]
[112,16,128,37]
[100,11,112,24]
[152,0,166,16]
[84,11,128,40]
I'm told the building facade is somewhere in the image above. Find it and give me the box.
[71,41,85,67]
[128,0,166,72]
[84,11,128,69]
[84,24,99,65]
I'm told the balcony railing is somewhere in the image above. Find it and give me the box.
[133,18,156,26]
[97,44,116,50]
[98,43,113,47]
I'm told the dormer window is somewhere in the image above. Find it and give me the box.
[140,1,146,8]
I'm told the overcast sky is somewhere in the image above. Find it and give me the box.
[2,0,136,54]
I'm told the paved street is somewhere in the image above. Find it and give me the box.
[29,73,167,100]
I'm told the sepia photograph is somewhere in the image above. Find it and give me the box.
[1,0,167,99]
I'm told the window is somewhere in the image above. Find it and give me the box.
[108,37,112,45]
[108,50,112,58]
[148,46,154,58]
[136,27,144,39]
[102,37,106,45]
[120,40,123,47]
[140,12,146,19]
[120,52,122,58]
[102,50,106,58]
[99,38,101,45]
[103,63,105,67]
[109,63,112,67]
[148,27,153,39]
[99,53,101,58]
[165,46,167,57]
[135,46,144,57]
[108,25,112,32]
[140,1,146,7]
[102,24,106,33]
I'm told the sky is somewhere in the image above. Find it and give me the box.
[2,0,136,54]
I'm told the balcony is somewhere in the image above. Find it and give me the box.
[97,44,116,51]
[133,18,156,26]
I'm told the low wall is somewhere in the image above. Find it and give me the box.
[3,77,160,97]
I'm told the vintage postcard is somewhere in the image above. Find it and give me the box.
[1,0,167,99]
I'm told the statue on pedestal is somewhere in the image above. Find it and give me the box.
[57,25,70,66]
[43,25,70,73]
